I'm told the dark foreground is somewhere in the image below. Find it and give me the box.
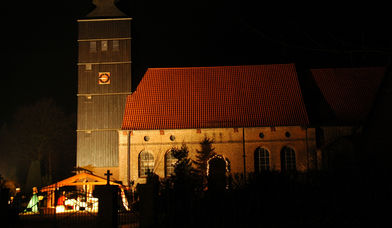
[6,211,138,228]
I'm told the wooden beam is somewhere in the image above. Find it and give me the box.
[40,173,122,192]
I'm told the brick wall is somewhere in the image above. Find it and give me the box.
[119,126,317,186]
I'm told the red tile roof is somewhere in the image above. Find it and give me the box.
[122,64,309,130]
[310,67,386,123]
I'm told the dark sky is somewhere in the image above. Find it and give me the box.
[1,0,391,125]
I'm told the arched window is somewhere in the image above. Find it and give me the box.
[165,150,177,177]
[281,146,296,172]
[254,147,270,173]
[139,151,154,178]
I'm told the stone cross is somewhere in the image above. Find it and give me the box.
[104,170,112,185]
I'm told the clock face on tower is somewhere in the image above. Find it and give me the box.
[98,72,111,84]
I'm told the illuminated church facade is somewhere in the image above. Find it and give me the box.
[76,1,386,186]
[118,64,319,186]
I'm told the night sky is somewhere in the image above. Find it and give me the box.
[1,0,391,125]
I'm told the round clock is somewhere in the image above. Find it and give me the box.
[98,72,110,84]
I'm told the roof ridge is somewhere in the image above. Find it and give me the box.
[146,63,296,71]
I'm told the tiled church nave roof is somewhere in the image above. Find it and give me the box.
[122,64,309,130]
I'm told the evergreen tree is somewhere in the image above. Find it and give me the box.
[171,143,194,183]
[169,143,205,193]
[193,137,216,184]
[169,144,200,226]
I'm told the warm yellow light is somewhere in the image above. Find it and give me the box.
[56,205,65,213]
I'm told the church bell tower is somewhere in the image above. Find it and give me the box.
[76,0,131,177]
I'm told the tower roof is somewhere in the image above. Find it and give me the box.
[86,0,127,18]
[122,64,310,130]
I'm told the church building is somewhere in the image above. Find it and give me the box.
[76,1,387,187]
[116,65,386,186]
[118,64,319,186]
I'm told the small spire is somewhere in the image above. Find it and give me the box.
[86,0,127,18]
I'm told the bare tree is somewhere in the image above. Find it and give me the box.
[0,98,75,189]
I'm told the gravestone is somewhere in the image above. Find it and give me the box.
[94,170,118,228]
[138,183,154,228]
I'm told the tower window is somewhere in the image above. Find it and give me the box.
[113,40,120,52]
[84,95,93,103]
[89,41,97,53]
[101,40,108,51]
[85,64,92,70]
